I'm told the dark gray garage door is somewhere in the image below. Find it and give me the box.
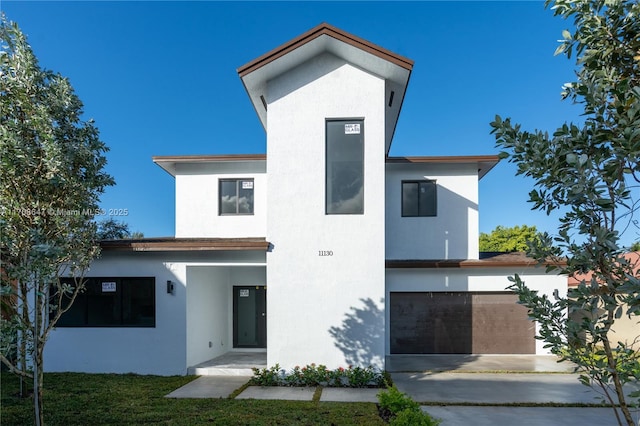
[390,292,535,354]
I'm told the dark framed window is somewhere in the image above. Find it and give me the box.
[52,277,155,327]
[402,180,437,217]
[326,119,364,214]
[219,179,254,215]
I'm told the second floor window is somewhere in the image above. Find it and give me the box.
[326,119,364,214]
[220,179,254,215]
[402,180,437,217]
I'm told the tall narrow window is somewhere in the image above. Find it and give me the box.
[219,179,254,215]
[402,180,437,217]
[326,119,364,214]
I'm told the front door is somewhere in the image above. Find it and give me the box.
[233,286,266,348]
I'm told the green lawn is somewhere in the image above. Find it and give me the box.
[0,373,385,425]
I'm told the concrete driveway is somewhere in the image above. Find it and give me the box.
[391,372,640,426]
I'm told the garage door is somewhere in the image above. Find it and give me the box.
[390,292,535,354]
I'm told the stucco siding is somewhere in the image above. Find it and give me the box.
[265,54,387,369]
[385,163,479,260]
[45,252,188,376]
[175,168,267,238]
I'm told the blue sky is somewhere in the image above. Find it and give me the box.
[4,1,636,247]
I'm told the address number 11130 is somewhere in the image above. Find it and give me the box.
[318,250,333,256]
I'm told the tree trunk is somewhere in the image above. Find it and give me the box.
[602,336,635,426]
[33,284,44,426]
[19,280,28,398]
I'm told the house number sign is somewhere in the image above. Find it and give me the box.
[318,250,333,256]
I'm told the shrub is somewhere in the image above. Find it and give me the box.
[251,364,284,386]
[251,363,385,387]
[390,408,441,426]
[377,385,440,426]
[377,385,419,414]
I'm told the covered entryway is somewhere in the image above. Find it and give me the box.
[390,292,534,354]
[186,265,266,370]
[233,286,266,348]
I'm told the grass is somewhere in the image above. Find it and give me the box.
[0,373,385,425]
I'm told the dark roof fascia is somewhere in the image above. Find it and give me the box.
[386,155,499,164]
[386,252,566,269]
[100,238,270,252]
[152,154,266,163]
[237,22,414,78]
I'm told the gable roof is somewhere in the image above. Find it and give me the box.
[237,23,414,153]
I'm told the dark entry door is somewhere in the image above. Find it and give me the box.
[233,286,266,348]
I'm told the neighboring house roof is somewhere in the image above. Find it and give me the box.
[386,252,566,269]
[386,155,500,180]
[567,251,640,287]
[100,237,270,252]
[153,154,266,177]
[237,22,414,154]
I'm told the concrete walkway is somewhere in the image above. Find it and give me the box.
[165,356,640,425]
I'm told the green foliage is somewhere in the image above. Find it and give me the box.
[377,385,420,414]
[251,364,283,386]
[377,386,440,426]
[491,1,640,424]
[630,241,640,252]
[479,225,541,252]
[390,408,441,426]
[96,217,143,240]
[251,363,385,388]
[0,14,114,424]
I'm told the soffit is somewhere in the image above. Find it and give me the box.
[386,155,500,180]
[237,23,413,151]
[153,154,266,176]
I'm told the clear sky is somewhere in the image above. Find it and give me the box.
[3,1,636,247]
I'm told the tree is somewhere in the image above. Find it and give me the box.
[630,241,640,252]
[0,16,114,425]
[96,217,144,240]
[490,1,640,424]
[479,224,541,252]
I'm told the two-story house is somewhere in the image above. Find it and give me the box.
[45,24,566,376]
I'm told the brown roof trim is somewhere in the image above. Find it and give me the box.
[386,155,500,164]
[386,252,566,269]
[100,237,270,252]
[237,22,414,77]
[152,154,266,163]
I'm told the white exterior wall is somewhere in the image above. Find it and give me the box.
[45,251,266,375]
[385,267,567,355]
[386,163,479,260]
[45,252,188,376]
[265,53,387,369]
[186,266,230,367]
[175,165,267,238]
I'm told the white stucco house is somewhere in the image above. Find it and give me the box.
[45,24,566,376]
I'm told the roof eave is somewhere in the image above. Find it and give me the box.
[100,238,270,252]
